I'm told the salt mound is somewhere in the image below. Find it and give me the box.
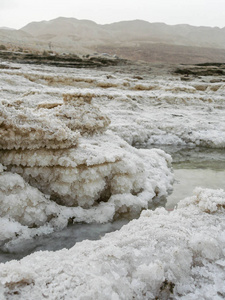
[178,187,225,213]
[0,134,173,250]
[0,92,109,150]
[0,166,117,245]
[0,90,173,244]
[0,171,57,226]
[0,133,172,208]
[0,91,172,208]
[0,99,79,150]
[0,135,173,237]
[53,93,110,136]
[0,188,224,299]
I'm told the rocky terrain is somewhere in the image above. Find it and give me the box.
[0,50,128,68]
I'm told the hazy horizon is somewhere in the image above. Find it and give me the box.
[0,0,225,30]
[1,17,225,31]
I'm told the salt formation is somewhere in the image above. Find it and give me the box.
[1,63,225,148]
[0,91,109,150]
[0,188,225,299]
[0,164,59,243]
[1,134,173,208]
[0,92,172,207]
[1,62,225,299]
[54,93,110,135]
[0,99,79,150]
[0,164,123,246]
[0,83,173,245]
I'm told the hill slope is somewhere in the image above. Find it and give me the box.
[21,18,225,49]
[1,17,225,63]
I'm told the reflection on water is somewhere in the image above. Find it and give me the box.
[1,146,224,263]
[166,169,225,209]
[151,146,225,209]
[149,145,225,170]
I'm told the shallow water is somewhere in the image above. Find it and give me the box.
[148,145,225,209]
[156,146,225,209]
[166,168,225,209]
[1,146,224,263]
[0,220,129,263]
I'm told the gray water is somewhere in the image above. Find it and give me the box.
[0,220,129,263]
[158,146,225,209]
[1,146,224,263]
[167,168,225,209]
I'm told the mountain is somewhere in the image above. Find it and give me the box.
[0,28,33,47]
[22,18,101,40]
[1,17,225,63]
[0,27,14,30]
[103,20,225,49]
[21,18,225,49]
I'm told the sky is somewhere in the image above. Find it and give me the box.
[0,0,225,29]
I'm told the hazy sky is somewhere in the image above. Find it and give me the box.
[0,0,225,29]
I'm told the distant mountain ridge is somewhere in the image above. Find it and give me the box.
[1,17,225,64]
[21,17,225,49]
[0,27,14,30]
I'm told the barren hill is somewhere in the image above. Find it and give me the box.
[22,18,225,49]
[1,17,225,63]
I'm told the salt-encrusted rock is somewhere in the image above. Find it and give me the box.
[0,171,59,227]
[0,92,109,150]
[178,187,225,213]
[0,188,224,299]
[56,93,110,135]
[0,133,173,208]
[0,99,79,150]
[0,74,173,235]
[0,86,173,242]
[0,144,173,248]
[0,166,114,245]
[0,167,115,245]
[37,93,111,136]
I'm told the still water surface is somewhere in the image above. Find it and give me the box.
[162,146,225,209]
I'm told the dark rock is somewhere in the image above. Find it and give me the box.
[0,51,128,69]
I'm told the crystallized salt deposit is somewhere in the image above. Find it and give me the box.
[0,91,110,150]
[0,69,173,245]
[0,89,173,212]
[1,63,225,148]
[0,188,224,299]
[0,62,225,299]
[0,139,173,248]
[0,133,173,208]
[0,99,79,150]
